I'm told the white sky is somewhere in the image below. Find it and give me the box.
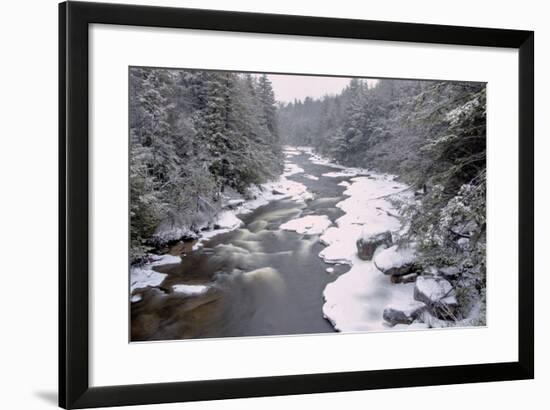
[266,74,378,104]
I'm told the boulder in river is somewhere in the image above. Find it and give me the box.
[356,231,393,260]
[373,244,418,276]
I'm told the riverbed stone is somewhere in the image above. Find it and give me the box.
[356,231,393,260]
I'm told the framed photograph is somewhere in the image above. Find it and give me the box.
[59,1,534,408]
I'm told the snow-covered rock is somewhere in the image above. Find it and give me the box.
[373,244,418,276]
[356,231,392,260]
[414,276,457,305]
[213,211,243,230]
[280,215,332,235]
[382,301,426,326]
[414,276,458,320]
[439,266,460,278]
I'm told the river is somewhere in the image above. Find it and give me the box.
[131,147,410,341]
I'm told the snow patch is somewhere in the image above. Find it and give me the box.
[280,215,332,236]
[304,174,319,181]
[322,168,370,178]
[283,162,304,177]
[172,284,210,295]
[415,276,457,305]
[373,245,416,272]
[319,225,362,264]
[192,211,243,250]
[130,254,180,292]
[283,146,301,157]
[323,257,418,332]
[215,210,243,230]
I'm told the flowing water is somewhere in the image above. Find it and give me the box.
[131,149,360,341]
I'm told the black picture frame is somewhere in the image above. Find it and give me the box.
[59,1,534,408]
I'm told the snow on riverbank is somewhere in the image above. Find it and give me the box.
[316,159,419,332]
[323,255,420,331]
[319,176,407,265]
[130,254,181,293]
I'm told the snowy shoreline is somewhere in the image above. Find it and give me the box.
[131,145,479,331]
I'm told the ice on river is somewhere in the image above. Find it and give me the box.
[280,215,332,235]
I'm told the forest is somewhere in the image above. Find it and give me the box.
[129,68,282,260]
[130,68,487,335]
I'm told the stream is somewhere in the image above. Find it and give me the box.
[131,147,405,341]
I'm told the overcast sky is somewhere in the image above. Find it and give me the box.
[266,74,378,104]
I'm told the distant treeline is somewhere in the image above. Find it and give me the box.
[129,68,282,259]
[279,78,487,316]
